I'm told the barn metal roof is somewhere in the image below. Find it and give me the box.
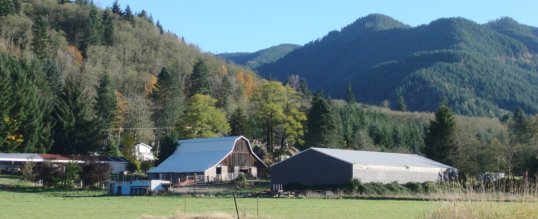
[304,148,454,169]
[0,153,42,162]
[148,136,263,173]
[0,153,128,163]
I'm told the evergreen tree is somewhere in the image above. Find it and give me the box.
[95,74,118,155]
[81,6,102,57]
[424,103,457,165]
[43,60,63,95]
[58,0,70,5]
[156,130,178,166]
[230,108,247,136]
[31,17,50,60]
[299,79,311,98]
[102,10,114,46]
[189,59,211,96]
[396,95,407,112]
[123,5,134,23]
[0,0,15,16]
[217,76,232,107]
[74,0,89,5]
[51,81,99,154]
[13,0,20,14]
[0,54,46,153]
[156,20,164,34]
[305,91,340,148]
[340,101,361,149]
[151,67,184,129]
[111,0,121,15]
[346,83,356,104]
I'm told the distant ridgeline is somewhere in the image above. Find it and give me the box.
[218,44,300,69]
[256,14,538,117]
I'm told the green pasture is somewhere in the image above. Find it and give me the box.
[0,189,431,219]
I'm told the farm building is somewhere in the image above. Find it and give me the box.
[0,153,128,174]
[271,147,457,189]
[108,179,170,195]
[148,136,266,183]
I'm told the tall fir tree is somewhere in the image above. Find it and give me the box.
[95,74,118,155]
[346,83,356,104]
[424,103,457,165]
[111,0,121,15]
[305,91,340,149]
[299,78,311,98]
[151,67,184,129]
[102,10,114,46]
[230,107,247,136]
[217,76,232,107]
[189,59,211,97]
[81,6,102,57]
[123,5,134,24]
[51,81,99,154]
[31,17,50,60]
[0,54,47,153]
[156,20,164,34]
[156,130,179,166]
[396,95,407,112]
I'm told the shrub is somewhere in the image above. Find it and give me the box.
[404,182,423,193]
[35,162,64,187]
[81,160,111,187]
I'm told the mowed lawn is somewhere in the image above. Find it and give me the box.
[0,190,433,219]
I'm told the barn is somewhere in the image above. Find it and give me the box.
[148,136,266,183]
[271,147,456,189]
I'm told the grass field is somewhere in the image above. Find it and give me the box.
[0,189,433,219]
[1,175,537,218]
[2,188,538,218]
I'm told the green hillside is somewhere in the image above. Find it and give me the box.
[0,0,260,153]
[257,14,538,117]
[218,43,299,69]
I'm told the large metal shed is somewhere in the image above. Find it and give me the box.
[148,136,266,183]
[271,147,456,189]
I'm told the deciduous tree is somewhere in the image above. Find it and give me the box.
[177,94,230,139]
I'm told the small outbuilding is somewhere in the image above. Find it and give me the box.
[148,136,266,183]
[108,180,170,195]
[271,147,456,189]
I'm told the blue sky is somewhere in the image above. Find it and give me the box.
[94,0,538,53]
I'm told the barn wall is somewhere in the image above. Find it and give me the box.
[271,150,352,189]
[353,165,445,183]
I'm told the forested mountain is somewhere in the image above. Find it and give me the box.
[257,14,538,117]
[218,43,299,69]
[0,0,260,154]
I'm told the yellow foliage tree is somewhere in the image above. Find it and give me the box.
[66,45,83,64]
[236,71,255,97]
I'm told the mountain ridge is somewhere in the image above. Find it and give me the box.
[256,14,538,117]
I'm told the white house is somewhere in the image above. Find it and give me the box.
[134,143,155,161]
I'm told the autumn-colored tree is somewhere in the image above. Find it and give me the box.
[236,71,255,97]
